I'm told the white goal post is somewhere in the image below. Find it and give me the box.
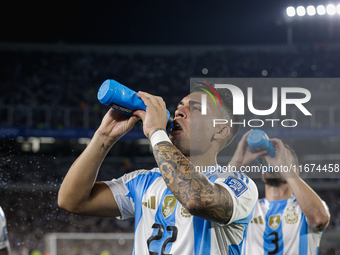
[45,232,134,255]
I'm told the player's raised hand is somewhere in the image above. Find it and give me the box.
[134,91,168,139]
[97,108,140,142]
[263,138,289,167]
[229,129,267,169]
[263,138,299,179]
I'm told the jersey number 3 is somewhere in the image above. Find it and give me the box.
[147,223,178,255]
[268,231,279,254]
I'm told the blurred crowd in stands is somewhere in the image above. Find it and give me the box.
[1,46,340,129]
[1,44,340,254]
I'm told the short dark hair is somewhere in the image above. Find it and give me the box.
[191,80,242,147]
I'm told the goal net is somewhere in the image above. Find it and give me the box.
[44,233,134,255]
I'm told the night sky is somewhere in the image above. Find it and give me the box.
[2,0,340,45]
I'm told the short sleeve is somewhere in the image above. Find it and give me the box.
[104,169,150,220]
[0,207,9,250]
[214,172,258,224]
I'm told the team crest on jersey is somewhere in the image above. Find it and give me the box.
[268,215,281,230]
[162,195,177,218]
[223,176,248,197]
[180,207,192,218]
[284,208,298,224]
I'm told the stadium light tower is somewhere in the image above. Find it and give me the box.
[284,3,340,44]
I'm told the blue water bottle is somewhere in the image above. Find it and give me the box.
[97,79,173,132]
[247,129,276,166]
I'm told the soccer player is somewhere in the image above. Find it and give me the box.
[0,206,10,255]
[58,84,260,254]
[229,132,330,255]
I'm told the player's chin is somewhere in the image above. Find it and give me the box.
[169,130,182,141]
[169,135,186,151]
[169,134,179,146]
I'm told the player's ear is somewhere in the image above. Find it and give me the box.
[214,125,230,141]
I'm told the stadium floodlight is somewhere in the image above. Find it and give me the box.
[317,5,326,15]
[307,5,316,16]
[286,6,296,17]
[326,4,336,15]
[297,6,306,16]
[284,3,340,45]
[286,3,340,18]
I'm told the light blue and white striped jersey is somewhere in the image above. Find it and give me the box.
[105,166,258,255]
[242,196,328,255]
[0,206,9,251]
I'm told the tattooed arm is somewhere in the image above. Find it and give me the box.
[153,141,234,224]
[132,91,235,224]
[58,109,139,217]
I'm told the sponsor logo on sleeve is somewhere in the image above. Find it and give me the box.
[223,176,248,197]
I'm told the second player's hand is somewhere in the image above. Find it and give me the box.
[134,91,168,139]
[264,138,297,178]
[264,138,288,167]
[229,129,267,169]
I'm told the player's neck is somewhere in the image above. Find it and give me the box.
[265,183,292,201]
[188,145,218,168]
[189,154,218,171]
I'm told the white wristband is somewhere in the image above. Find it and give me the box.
[150,130,171,148]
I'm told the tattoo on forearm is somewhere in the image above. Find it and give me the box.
[154,142,233,223]
[101,143,110,150]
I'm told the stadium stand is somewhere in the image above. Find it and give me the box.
[1,42,340,254]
